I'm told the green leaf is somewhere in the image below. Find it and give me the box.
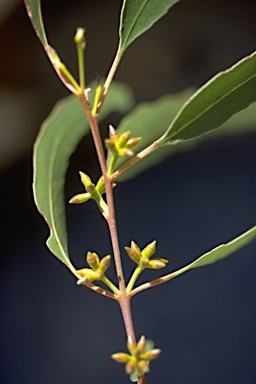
[115,89,194,180]
[116,88,256,181]
[168,226,256,280]
[33,82,134,274]
[119,0,180,53]
[24,0,48,46]
[162,51,256,142]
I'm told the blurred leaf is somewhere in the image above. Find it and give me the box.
[169,226,256,280]
[33,82,134,273]
[119,0,180,53]
[24,0,48,46]
[116,89,256,181]
[162,51,256,142]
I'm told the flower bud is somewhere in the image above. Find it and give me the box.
[118,131,131,147]
[141,348,161,361]
[125,241,141,264]
[109,125,118,139]
[76,268,96,283]
[125,360,136,375]
[147,258,168,269]
[136,360,149,376]
[69,193,90,204]
[111,353,131,363]
[141,240,156,259]
[74,27,86,49]
[127,137,141,148]
[79,171,92,188]
[136,335,146,355]
[86,251,100,270]
[99,255,111,273]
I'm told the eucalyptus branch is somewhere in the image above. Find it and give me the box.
[77,280,117,300]
[78,92,137,347]
[130,269,183,297]
[111,139,164,181]
[97,49,123,114]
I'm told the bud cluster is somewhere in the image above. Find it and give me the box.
[111,336,161,379]
[105,125,141,158]
[125,240,168,269]
[69,172,109,219]
[76,251,111,284]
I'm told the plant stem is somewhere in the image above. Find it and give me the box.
[111,139,163,181]
[78,93,137,346]
[126,265,145,294]
[97,49,123,114]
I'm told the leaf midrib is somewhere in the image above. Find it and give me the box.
[120,0,149,51]
[167,63,256,140]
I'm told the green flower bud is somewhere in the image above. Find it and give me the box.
[127,137,141,148]
[136,335,146,355]
[118,131,131,148]
[105,138,118,154]
[125,360,136,375]
[141,240,157,259]
[125,241,141,264]
[141,348,161,361]
[74,27,86,49]
[118,148,134,157]
[76,268,96,283]
[109,125,118,139]
[79,171,92,188]
[136,360,149,376]
[86,251,100,270]
[147,258,168,269]
[99,255,111,273]
[69,193,91,204]
[111,353,131,363]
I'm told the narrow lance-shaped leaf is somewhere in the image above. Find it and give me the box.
[161,51,256,142]
[168,226,256,280]
[33,82,134,274]
[115,89,256,181]
[119,0,180,53]
[24,0,48,46]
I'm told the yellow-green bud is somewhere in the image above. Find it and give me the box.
[79,171,92,188]
[69,193,91,204]
[127,137,141,148]
[147,258,168,269]
[125,241,141,264]
[136,335,146,355]
[99,255,111,273]
[111,353,131,363]
[109,125,118,139]
[118,131,131,148]
[76,268,96,283]
[141,348,161,361]
[74,27,86,49]
[141,240,157,259]
[136,360,149,376]
[86,251,100,270]
[125,361,136,375]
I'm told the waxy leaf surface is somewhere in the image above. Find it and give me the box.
[33,82,134,273]
[119,0,180,53]
[162,51,256,142]
[24,0,48,46]
[116,89,256,181]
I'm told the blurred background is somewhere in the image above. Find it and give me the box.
[1,0,256,383]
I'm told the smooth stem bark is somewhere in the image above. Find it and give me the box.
[78,94,137,347]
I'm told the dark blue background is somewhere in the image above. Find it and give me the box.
[1,0,256,383]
